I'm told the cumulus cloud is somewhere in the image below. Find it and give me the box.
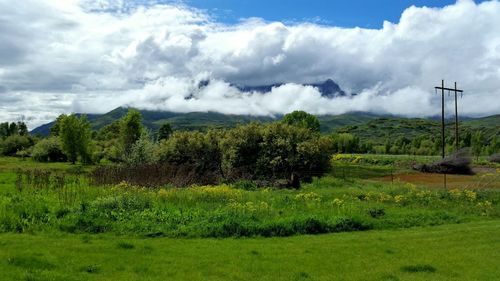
[0,0,499,128]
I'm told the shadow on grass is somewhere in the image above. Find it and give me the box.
[401,264,436,273]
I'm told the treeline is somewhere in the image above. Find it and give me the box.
[1,111,498,167]
[329,131,499,159]
[0,111,331,186]
[0,122,33,157]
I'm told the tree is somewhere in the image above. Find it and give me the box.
[471,130,484,160]
[17,122,28,136]
[157,123,173,141]
[0,121,28,138]
[120,109,143,156]
[59,114,92,164]
[0,122,9,139]
[487,135,499,155]
[8,122,18,136]
[331,133,360,153]
[282,111,321,133]
[50,114,67,136]
[124,133,157,165]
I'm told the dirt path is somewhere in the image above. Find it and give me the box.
[376,170,499,189]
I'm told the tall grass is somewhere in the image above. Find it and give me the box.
[0,169,498,237]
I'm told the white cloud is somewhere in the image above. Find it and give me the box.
[0,0,499,129]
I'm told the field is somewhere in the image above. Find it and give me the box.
[1,221,499,281]
[0,155,499,280]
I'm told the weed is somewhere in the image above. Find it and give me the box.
[401,264,436,273]
[117,241,135,249]
[369,208,386,218]
[81,264,101,273]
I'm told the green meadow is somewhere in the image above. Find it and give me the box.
[0,221,498,281]
[0,156,499,280]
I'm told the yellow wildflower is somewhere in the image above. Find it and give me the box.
[463,190,477,202]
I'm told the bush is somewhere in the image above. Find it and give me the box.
[124,134,158,165]
[31,137,67,162]
[489,153,500,164]
[221,123,332,186]
[158,130,223,184]
[0,135,32,156]
[413,149,473,175]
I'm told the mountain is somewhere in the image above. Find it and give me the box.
[31,108,499,146]
[235,79,347,98]
[30,108,276,136]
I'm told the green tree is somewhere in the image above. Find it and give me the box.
[8,122,18,136]
[50,114,67,136]
[471,130,485,160]
[17,122,28,136]
[0,122,9,138]
[157,123,173,141]
[124,133,157,165]
[120,109,143,156]
[220,123,262,179]
[282,111,321,133]
[59,114,92,164]
[486,135,499,155]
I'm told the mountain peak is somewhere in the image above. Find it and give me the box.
[235,79,347,98]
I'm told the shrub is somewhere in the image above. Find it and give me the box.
[31,137,67,162]
[0,135,32,156]
[489,153,500,164]
[124,134,158,165]
[368,207,386,218]
[220,123,331,186]
[158,130,223,184]
[413,149,473,175]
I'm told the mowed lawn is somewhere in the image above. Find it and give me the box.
[1,221,499,281]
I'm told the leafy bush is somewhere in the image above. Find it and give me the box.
[158,130,223,183]
[221,123,332,186]
[124,134,158,165]
[0,135,33,156]
[31,137,67,162]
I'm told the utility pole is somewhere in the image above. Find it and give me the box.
[454,82,459,151]
[434,81,464,154]
[434,80,463,189]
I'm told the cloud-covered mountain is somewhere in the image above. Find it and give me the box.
[235,79,347,98]
[1,0,500,129]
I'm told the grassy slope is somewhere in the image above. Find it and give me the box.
[337,115,500,144]
[0,221,499,281]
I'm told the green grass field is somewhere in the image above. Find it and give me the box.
[0,221,498,281]
[0,155,499,280]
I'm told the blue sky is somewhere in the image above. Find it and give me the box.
[185,0,484,27]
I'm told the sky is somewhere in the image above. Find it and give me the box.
[0,0,499,129]
[185,0,467,27]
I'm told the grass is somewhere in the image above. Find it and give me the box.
[0,221,498,280]
[1,164,499,237]
[1,172,499,237]
[0,155,499,280]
